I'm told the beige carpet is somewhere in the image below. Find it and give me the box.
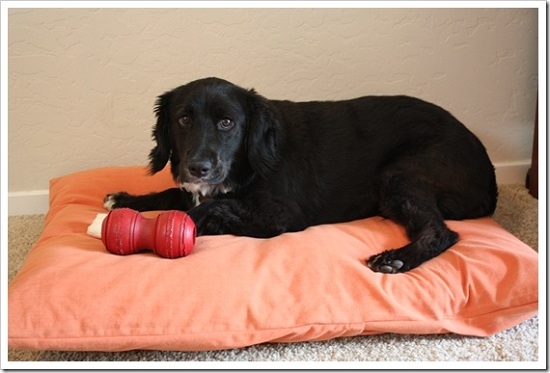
[7,184,539,363]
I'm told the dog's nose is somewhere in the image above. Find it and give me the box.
[188,161,212,178]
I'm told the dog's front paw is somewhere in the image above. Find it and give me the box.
[103,191,132,210]
[188,199,241,236]
[366,251,407,274]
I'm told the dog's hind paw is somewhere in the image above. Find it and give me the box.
[366,253,406,274]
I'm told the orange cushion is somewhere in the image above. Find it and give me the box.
[8,166,538,352]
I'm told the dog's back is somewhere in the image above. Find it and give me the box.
[265,95,497,225]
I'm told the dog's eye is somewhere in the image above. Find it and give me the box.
[178,115,190,127]
[217,117,235,131]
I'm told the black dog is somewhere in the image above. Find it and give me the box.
[105,77,498,273]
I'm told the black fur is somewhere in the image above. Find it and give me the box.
[105,77,498,273]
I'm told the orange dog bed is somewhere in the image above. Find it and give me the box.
[8,166,538,352]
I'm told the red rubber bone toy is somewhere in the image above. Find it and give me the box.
[100,208,196,259]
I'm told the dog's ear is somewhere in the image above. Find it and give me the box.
[246,89,282,177]
[148,91,173,174]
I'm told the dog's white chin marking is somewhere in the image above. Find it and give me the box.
[180,182,232,206]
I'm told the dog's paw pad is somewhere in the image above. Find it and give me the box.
[377,260,404,274]
[366,254,405,274]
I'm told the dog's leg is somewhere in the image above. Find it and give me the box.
[104,188,195,212]
[366,171,459,274]
[187,196,301,238]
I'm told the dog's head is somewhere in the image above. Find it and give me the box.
[149,77,282,197]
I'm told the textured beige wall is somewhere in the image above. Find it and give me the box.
[8,7,538,192]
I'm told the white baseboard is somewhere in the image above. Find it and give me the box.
[493,160,531,185]
[8,190,50,216]
[7,161,532,216]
